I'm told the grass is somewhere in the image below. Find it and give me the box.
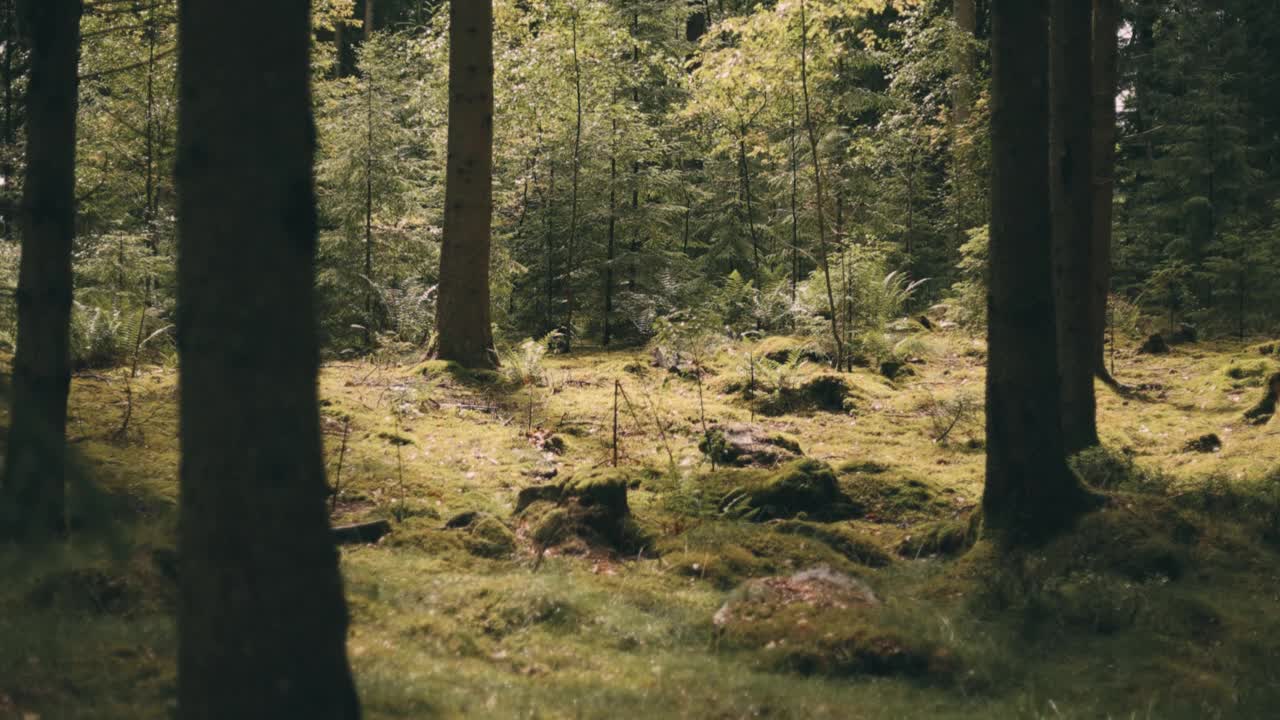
[2,331,1280,718]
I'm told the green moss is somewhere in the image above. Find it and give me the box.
[772,521,893,568]
[838,468,952,524]
[896,518,976,558]
[721,459,860,521]
[755,374,853,416]
[1221,358,1278,385]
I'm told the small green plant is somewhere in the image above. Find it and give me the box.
[757,349,808,395]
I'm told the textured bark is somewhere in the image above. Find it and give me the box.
[174,0,360,716]
[1,0,81,542]
[435,0,497,368]
[1090,0,1120,378]
[983,0,1095,541]
[1050,0,1098,454]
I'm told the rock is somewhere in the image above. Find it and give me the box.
[1255,341,1278,356]
[720,459,860,521]
[700,423,803,467]
[754,336,827,364]
[1138,334,1170,355]
[754,374,854,416]
[1183,433,1222,454]
[917,315,934,331]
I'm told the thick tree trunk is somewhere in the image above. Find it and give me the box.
[1090,0,1120,381]
[1051,0,1099,454]
[983,0,1096,541]
[435,0,497,368]
[0,0,81,542]
[174,0,360,717]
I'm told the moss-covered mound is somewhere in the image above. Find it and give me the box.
[714,567,952,679]
[837,464,958,524]
[720,459,861,522]
[699,423,803,467]
[442,511,519,558]
[896,517,977,558]
[515,468,648,554]
[753,336,828,364]
[755,374,854,416]
[660,520,891,589]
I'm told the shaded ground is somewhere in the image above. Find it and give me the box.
[2,330,1279,718]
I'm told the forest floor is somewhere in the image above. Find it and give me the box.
[2,329,1280,719]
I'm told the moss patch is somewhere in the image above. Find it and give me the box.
[720,459,861,522]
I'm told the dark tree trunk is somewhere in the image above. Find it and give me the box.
[983,0,1096,541]
[1090,0,1120,382]
[1,0,16,241]
[0,0,81,543]
[1050,0,1099,454]
[435,0,497,368]
[174,0,360,716]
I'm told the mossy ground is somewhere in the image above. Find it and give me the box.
[2,332,1280,718]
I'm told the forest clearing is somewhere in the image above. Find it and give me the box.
[2,0,1280,717]
[4,330,1280,718]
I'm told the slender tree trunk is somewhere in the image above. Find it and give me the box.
[1091,0,1120,383]
[0,0,82,542]
[564,8,583,352]
[798,0,843,368]
[1051,0,1098,454]
[604,118,617,346]
[628,11,641,291]
[435,0,497,367]
[983,0,1096,542]
[951,0,977,249]
[738,131,761,286]
[174,0,360,716]
[363,68,374,348]
[789,96,800,306]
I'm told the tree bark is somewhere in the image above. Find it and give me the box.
[174,0,360,716]
[435,0,497,368]
[1051,0,1099,454]
[604,118,617,347]
[564,7,583,352]
[1090,0,1120,381]
[0,0,82,542]
[952,0,977,126]
[983,0,1096,542]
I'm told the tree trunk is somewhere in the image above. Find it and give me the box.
[564,7,583,352]
[983,0,1096,542]
[1,0,16,241]
[0,0,81,543]
[1051,0,1098,454]
[435,0,497,368]
[174,0,360,716]
[604,118,617,347]
[1090,0,1120,381]
[738,132,761,285]
[953,0,977,126]
[798,0,843,369]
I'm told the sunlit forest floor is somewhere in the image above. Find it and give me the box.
[3,330,1280,718]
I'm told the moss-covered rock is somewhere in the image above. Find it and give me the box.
[514,468,647,554]
[699,423,803,467]
[755,374,854,416]
[441,512,518,559]
[838,466,954,524]
[720,459,860,522]
[754,336,828,364]
[713,566,952,679]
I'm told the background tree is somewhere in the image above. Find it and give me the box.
[982,0,1095,541]
[434,0,497,368]
[0,0,82,542]
[174,0,360,715]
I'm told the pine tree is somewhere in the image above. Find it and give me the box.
[435,0,498,368]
